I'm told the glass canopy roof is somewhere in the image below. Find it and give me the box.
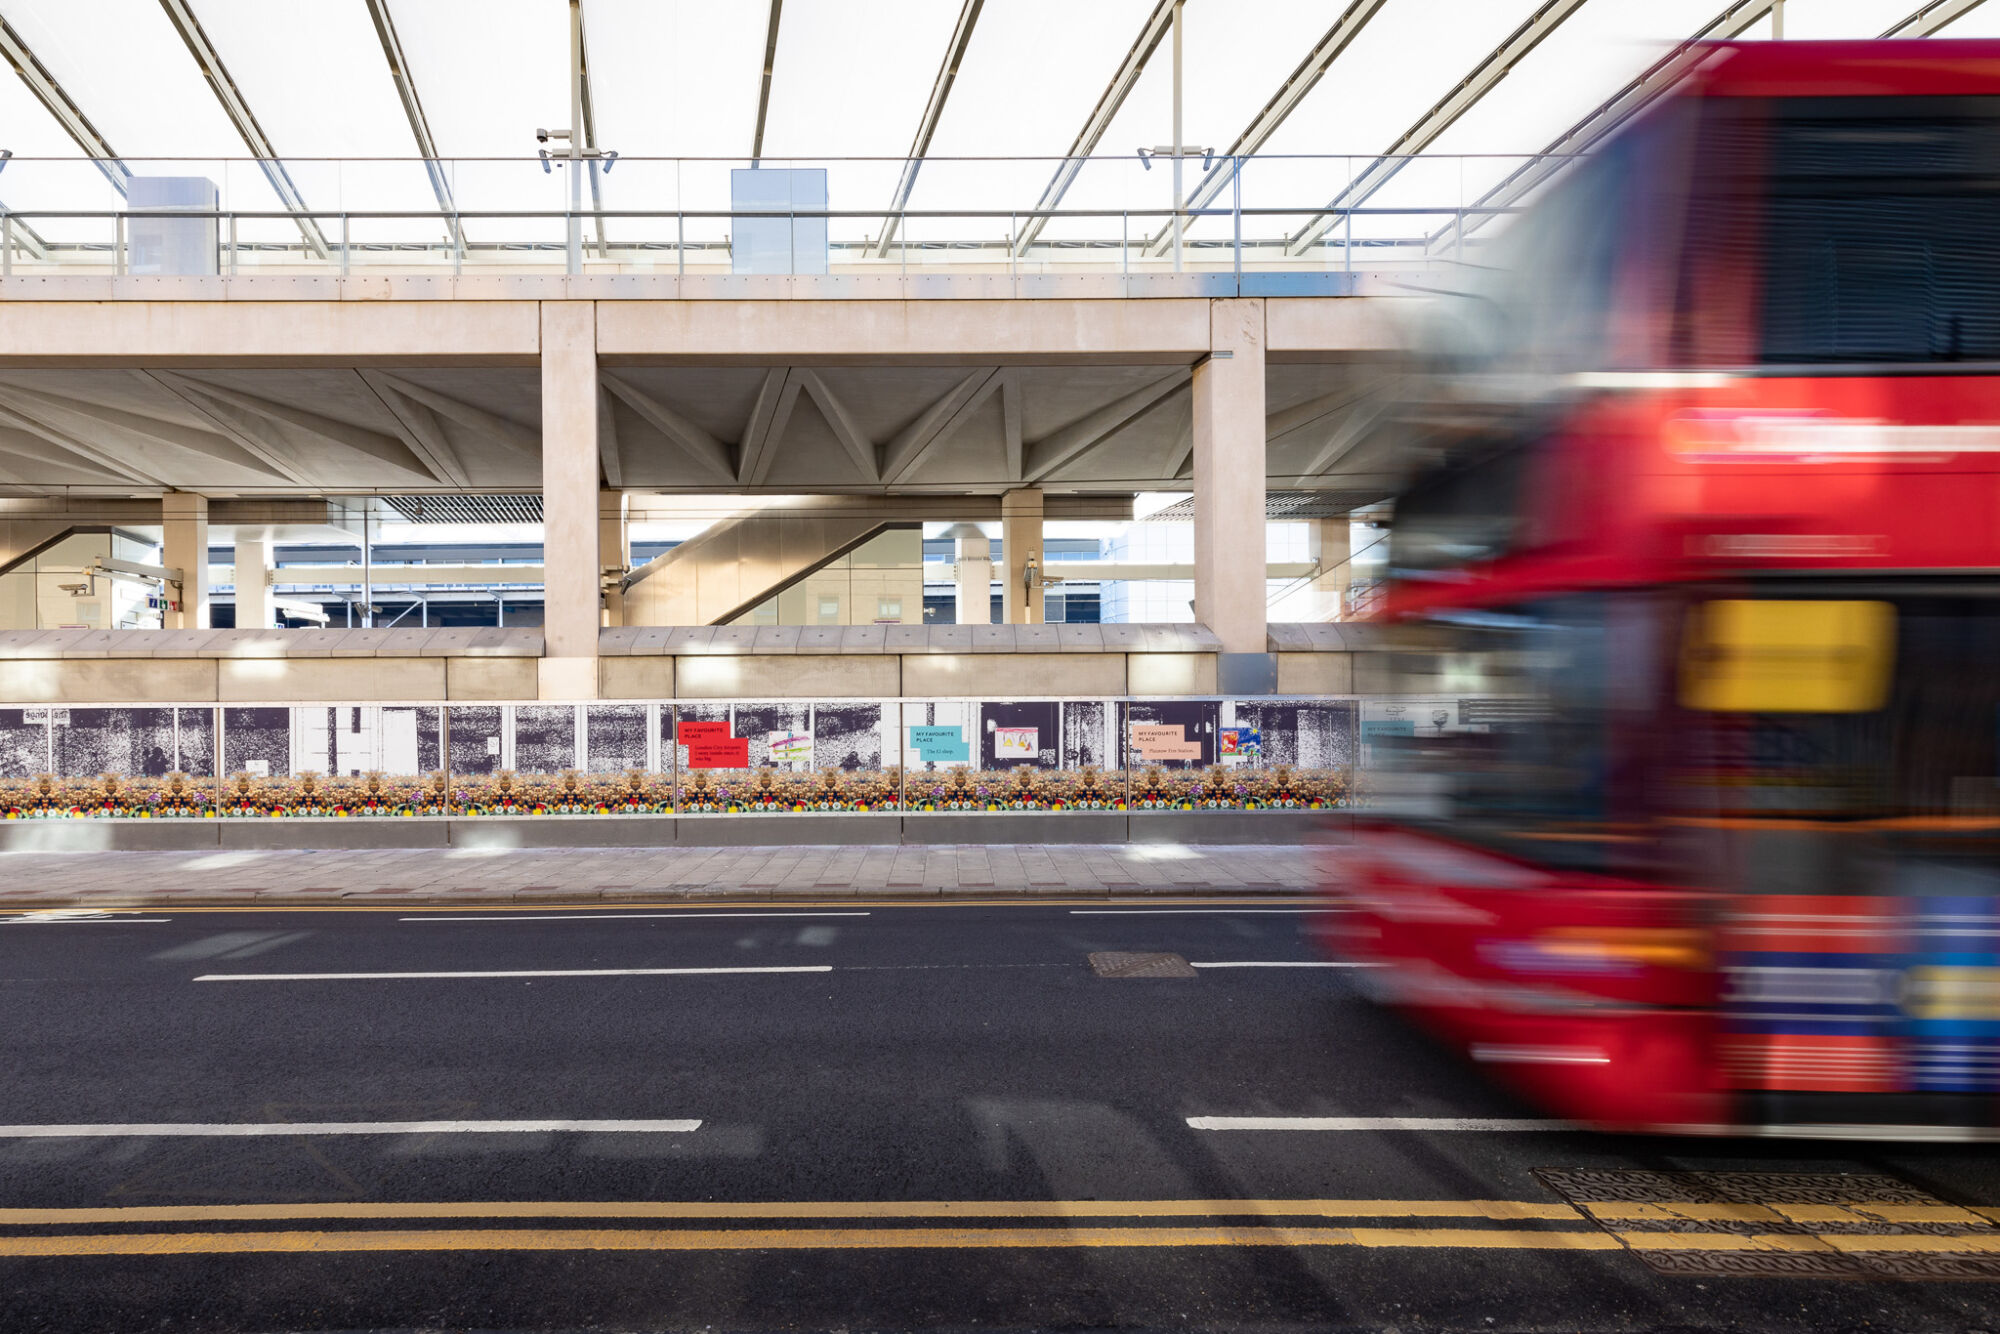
[0,0,1982,263]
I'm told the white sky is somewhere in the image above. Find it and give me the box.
[0,0,1975,246]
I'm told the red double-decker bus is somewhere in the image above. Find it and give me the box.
[1326,40,2000,1136]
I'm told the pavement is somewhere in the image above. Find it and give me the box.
[0,842,1325,906]
[9,898,2000,1332]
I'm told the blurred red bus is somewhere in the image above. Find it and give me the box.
[1325,41,2000,1136]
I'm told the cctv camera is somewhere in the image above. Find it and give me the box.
[536,128,550,144]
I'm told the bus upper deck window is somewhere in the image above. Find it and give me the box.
[1679,600,1894,713]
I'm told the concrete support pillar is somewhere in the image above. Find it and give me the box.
[1192,298,1267,656]
[161,491,208,630]
[1001,489,1045,625]
[234,533,273,630]
[540,302,600,698]
[955,531,992,626]
[598,488,627,628]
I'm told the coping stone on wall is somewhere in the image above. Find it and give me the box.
[663,626,717,655]
[418,628,486,657]
[969,625,1015,654]
[375,629,438,657]
[916,625,971,653]
[838,624,889,652]
[794,627,844,654]
[0,630,54,659]
[1057,624,1106,652]
[101,629,184,658]
[597,627,645,657]
[752,626,802,656]
[196,630,291,659]
[627,627,678,655]
[326,628,398,658]
[459,628,544,657]
[708,626,762,655]
[277,628,351,658]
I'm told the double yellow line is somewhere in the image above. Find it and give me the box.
[2,1197,1993,1258]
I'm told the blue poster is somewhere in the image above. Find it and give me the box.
[910,725,969,763]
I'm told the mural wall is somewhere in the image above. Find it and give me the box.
[0,699,1358,820]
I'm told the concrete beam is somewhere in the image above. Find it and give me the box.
[0,302,542,367]
[596,300,1213,364]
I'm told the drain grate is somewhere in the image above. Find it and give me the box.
[1540,1168,2000,1279]
[1088,951,1199,979]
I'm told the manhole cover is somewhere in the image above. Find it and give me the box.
[1088,951,1199,979]
[1540,1168,2000,1279]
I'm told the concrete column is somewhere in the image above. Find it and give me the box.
[1001,489,1045,625]
[161,491,208,630]
[233,533,274,630]
[540,302,600,698]
[954,531,992,626]
[598,488,627,628]
[1192,298,1267,656]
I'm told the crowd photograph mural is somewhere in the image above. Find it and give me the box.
[0,698,1359,821]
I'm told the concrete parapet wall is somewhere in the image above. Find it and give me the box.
[0,625,1386,704]
[0,812,1343,851]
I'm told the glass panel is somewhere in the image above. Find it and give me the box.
[1124,700,1218,810]
[0,708,51,818]
[902,698,1125,814]
[1218,698,1358,812]
[220,705,445,817]
[218,705,288,815]
[676,700,901,814]
[584,703,671,814]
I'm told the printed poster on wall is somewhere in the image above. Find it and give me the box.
[994,726,1038,759]
[910,724,969,763]
[680,719,750,770]
[767,730,813,765]
[1130,723,1202,762]
[1219,727,1261,760]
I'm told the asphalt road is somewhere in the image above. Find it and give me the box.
[6,896,2000,1333]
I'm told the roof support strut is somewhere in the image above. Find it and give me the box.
[869,0,984,260]
[751,0,784,162]
[1423,0,1777,256]
[157,0,330,260]
[0,14,129,194]
[1012,0,1175,257]
[1883,0,1989,35]
[1141,0,1391,257]
[363,0,464,259]
[1284,0,1590,258]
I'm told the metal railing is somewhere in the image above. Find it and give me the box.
[0,153,1570,287]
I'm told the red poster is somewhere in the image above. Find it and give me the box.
[677,720,731,743]
[686,738,750,770]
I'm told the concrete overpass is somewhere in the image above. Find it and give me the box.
[0,283,1411,697]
